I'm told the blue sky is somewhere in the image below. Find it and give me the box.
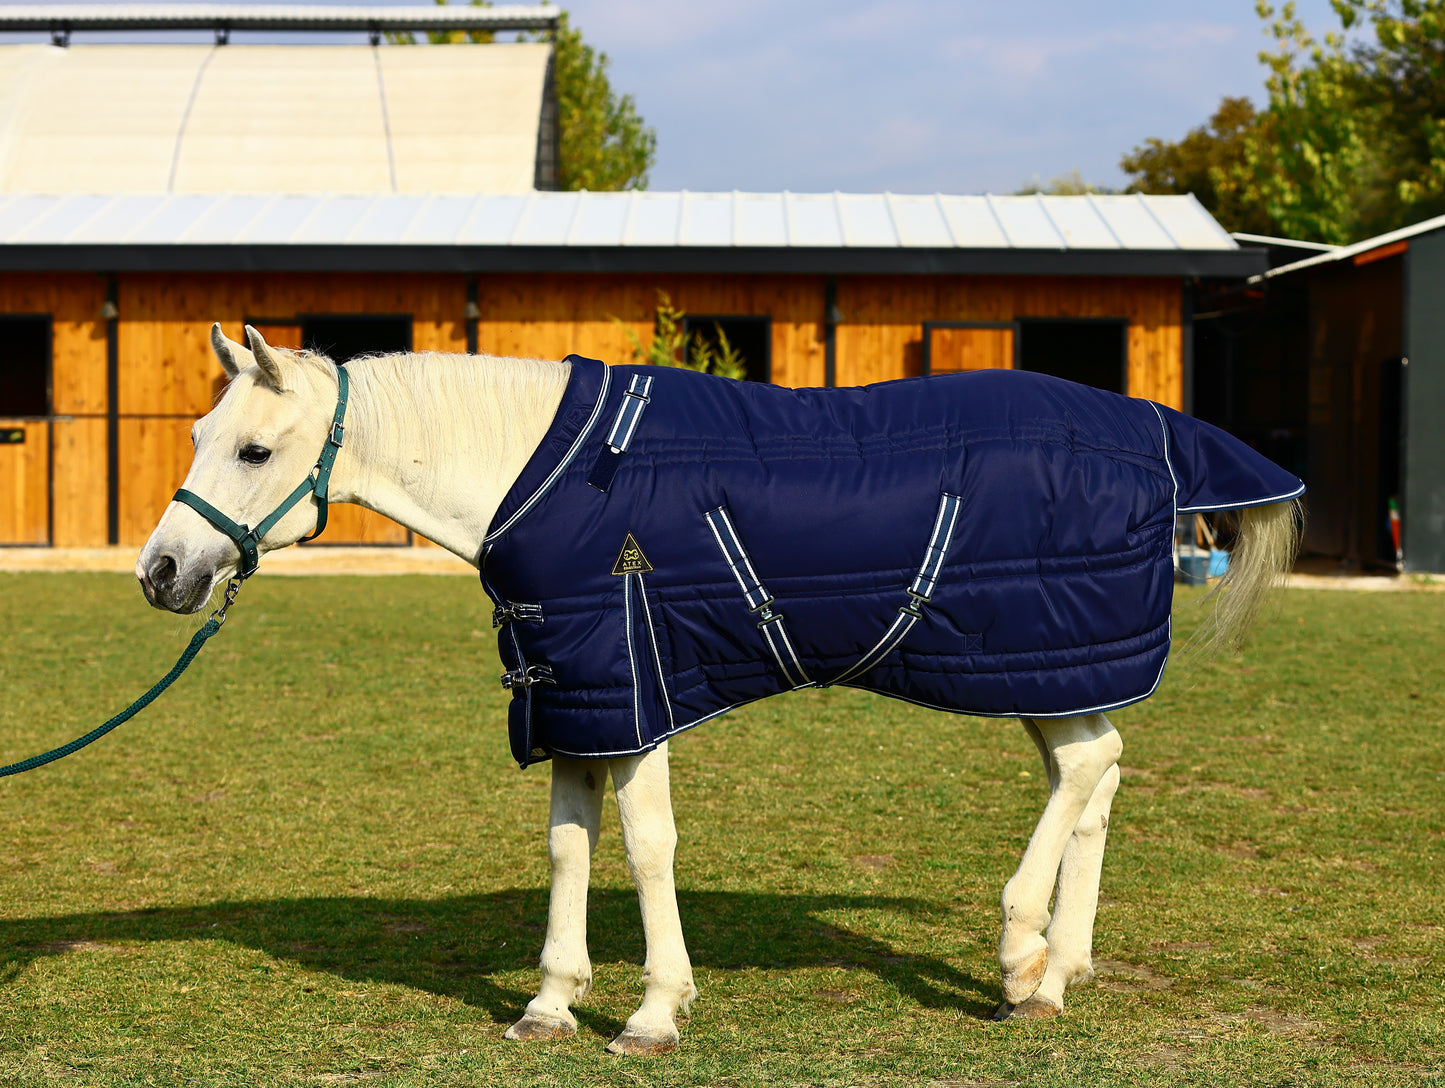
[0,0,1349,194]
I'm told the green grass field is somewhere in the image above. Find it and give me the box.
[0,572,1440,1087]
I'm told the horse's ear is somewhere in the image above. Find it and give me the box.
[244,324,289,391]
[210,322,254,379]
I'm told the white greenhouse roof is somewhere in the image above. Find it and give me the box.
[0,43,552,195]
[0,191,1237,250]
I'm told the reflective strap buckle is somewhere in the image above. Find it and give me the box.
[492,602,545,628]
[500,664,556,689]
[900,590,929,620]
[328,421,345,447]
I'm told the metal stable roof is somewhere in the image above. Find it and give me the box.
[1257,212,1445,280]
[0,191,1262,277]
[0,4,561,35]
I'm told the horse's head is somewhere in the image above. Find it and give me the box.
[137,324,341,613]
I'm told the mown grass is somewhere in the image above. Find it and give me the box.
[0,571,1440,1087]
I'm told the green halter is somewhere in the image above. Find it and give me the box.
[173,365,350,580]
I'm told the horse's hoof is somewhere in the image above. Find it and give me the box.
[504,1015,576,1042]
[991,994,1063,1021]
[1001,945,1049,1004]
[605,1027,679,1056]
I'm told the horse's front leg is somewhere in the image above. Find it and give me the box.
[607,741,697,1055]
[995,713,1121,1019]
[506,756,607,1041]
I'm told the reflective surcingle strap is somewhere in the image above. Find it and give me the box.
[705,505,812,689]
[824,492,963,687]
[587,374,654,493]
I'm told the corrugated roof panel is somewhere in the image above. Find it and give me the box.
[289,195,373,244]
[182,194,273,243]
[71,194,169,242]
[509,192,578,245]
[735,193,786,247]
[350,195,430,244]
[566,192,628,245]
[1143,195,1236,250]
[989,196,1066,248]
[623,192,681,246]
[1091,195,1176,249]
[3,194,107,242]
[887,194,952,247]
[456,194,529,244]
[936,195,1008,247]
[679,191,732,247]
[783,193,843,247]
[401,195,480,244]
[128,194,219,243]
[838,194,898,247]
[1037,197,1120,249]
[238,194,326,243]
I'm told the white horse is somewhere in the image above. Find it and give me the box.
[138,325,1300,1055]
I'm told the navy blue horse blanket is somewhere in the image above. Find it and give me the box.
[480,356,1304,768]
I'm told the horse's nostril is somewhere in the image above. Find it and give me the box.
[152,554,178,592]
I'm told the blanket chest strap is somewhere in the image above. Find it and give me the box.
[823,492,963,687]
[587,374,655,493]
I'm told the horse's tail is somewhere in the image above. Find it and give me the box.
[1192,498,1304,657]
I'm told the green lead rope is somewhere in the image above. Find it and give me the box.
[0,580,240,779]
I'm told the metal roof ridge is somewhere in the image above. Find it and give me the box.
[933,193,961,248]
[396,193,436,245]
[1132,192,1180,250]
[881,192,904,247]
[1032,193,1068,250]
[563,189,591,246]
[116,193,174,242]
[53,193,118,243]
[981,193,1011,249]
[1084,192,1126,250]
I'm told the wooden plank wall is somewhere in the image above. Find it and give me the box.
[474,273,828,388]
[115,273,466,547]
[0,273,108,546]
[835,275,1183,406]
[21,270,1184,550]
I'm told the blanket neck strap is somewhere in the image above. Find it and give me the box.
[173,365,350,580]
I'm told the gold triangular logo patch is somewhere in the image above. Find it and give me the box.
[612,532,654,576]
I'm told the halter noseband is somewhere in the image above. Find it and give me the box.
[172,365,350,580]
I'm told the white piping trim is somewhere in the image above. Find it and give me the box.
[636,572,676,734]
[484,363,612,545]
[623,572,644,749]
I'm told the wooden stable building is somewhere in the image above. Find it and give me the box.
[0,190,1262,549]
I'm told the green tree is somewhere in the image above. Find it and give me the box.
[1122,1,1445,243]
[1120,97,1279,236]
[550,12,656,191]
[1013,170,1117,196]
[394,1,656,191]
[1334,0,1445,227]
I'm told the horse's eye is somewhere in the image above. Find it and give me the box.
[238,444,272,465]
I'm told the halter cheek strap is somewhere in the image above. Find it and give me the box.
[172,365,350,580]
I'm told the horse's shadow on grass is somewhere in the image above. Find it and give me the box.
[0,889,996,1033]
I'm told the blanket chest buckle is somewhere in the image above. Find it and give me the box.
[501,663,556,689]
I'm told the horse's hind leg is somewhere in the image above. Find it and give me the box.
[506,756,608,1041]
[995,713,1121,1019]
[607,742,697,1055]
